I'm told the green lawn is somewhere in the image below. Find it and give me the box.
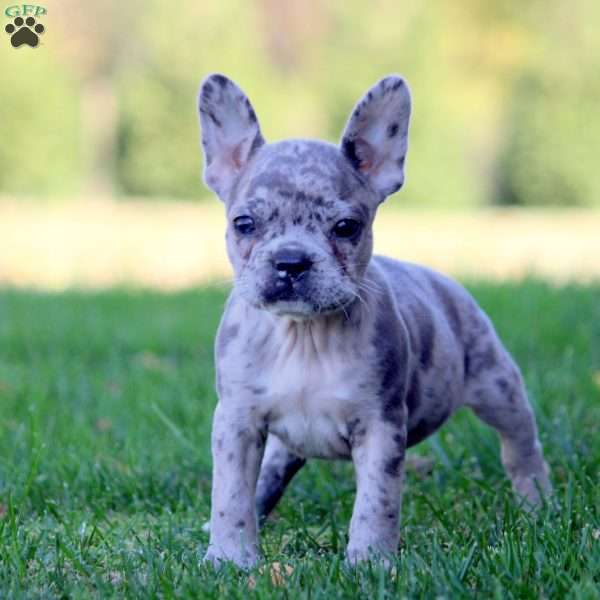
[0,281,599,598]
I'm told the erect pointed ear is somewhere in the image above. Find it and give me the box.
[340,76,411,202]
[197,74,265,201]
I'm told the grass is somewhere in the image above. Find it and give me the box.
[0,280,599,598]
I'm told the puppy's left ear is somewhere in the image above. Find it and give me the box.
[340,76,411,202]
[198,74,265,201]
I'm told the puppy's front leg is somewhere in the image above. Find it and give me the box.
[204,402,265,569]
[347,422,406,565]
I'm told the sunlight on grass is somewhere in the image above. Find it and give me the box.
[1,200,600,289]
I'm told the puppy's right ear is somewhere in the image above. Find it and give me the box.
[198,74,265,201]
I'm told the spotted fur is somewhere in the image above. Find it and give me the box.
[199,74,552,570]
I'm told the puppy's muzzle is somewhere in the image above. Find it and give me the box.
[263,247,313,304]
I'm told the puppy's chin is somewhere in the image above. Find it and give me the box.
[266,299,318,320]
[260,296,356,320]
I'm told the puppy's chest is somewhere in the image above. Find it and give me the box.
[253,347,367,459]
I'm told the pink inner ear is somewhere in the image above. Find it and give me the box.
[355,138,376,173]
[231,143,243,169]
[230,136,251,170]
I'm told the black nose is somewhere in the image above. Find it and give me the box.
[273,248,313,279]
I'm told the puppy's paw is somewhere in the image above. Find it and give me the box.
[513,472,553,511]
[345,545,393,569]
[203,546,259,570]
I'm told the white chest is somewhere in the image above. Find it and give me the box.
[251,327,367,459]
[265,371,353,458]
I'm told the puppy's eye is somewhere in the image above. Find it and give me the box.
[332,219,362,239]
[233,215,256,235]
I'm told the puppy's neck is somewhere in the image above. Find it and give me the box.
[261,302,363,363]
[236,293,366,352]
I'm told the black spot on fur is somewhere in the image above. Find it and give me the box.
[393,432,406,448]
[375,299,410,423]
[212,74,228,87]
[405,370,421,415]
[496,377,508,393]
[245,99,257,123]
[235,520,246,528]
[247,170,291,197]
[384,454,404,477]
[200,107,222,128]
[384,181,403,196]
[207,110,222,128]
[295,190,333,209]
[391,79,404,91]
[418,309,435,370]
[227,452,234,462]
[379,344,403,422]
[396,156,406,169]
[202,82,213,97]
[249,131,265,156]
[342,138,362,171]
[407,410,451,448]
[495,376,518,404]
[465,343,497,378]
[463,353,471,380]
[387,123,399,138]
[377,327,402,391]
[347,418,361,435]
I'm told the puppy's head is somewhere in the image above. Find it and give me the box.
[198,74,411,318]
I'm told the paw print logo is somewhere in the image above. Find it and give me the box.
[5,16,45,48]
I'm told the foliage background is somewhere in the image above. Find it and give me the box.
[2,0,599,207]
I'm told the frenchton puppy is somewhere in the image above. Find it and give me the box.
[197,73,551,568]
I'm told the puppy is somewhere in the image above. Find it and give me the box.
[197,74,551,568]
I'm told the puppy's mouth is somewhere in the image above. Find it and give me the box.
[261,278,314,317]
[262,276,302,304]
[259,278,354,319]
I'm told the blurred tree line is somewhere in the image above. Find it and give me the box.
[1,0,599,206]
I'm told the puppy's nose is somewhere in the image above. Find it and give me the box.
[273,248,313,279]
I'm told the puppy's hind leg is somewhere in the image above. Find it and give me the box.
[255,435,306,523]
[465,350,551,508]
